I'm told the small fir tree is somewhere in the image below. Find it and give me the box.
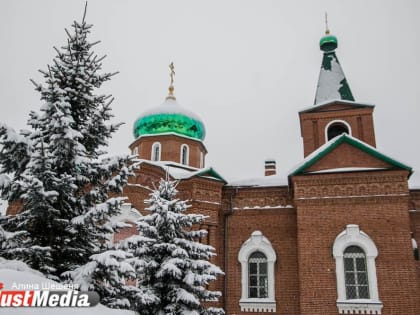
[0,5,132,280]
[119,179,224,315]
[66,243,159,310]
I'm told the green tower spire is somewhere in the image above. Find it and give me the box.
[314,20,354,105]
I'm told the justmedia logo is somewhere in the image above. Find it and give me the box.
[0,282,100,307]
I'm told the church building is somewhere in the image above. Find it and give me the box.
[118,28,420,315]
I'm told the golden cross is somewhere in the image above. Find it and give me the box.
[169,62,175,86]
[167,62,176,100]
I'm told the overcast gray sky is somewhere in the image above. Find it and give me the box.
[0,0,419,185]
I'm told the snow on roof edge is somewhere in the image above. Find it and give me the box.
[133,159,225,182]
[299,99,375,113]
[289,134,412,176]
[226,174,288,188]
[134,98,204,124]
[133,132,205,144]
[308,167,388,174]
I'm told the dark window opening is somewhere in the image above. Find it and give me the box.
[344,246,369,299]
[181,145,189,165]
[327,122,349,140]
[248,251,268,298]
[152,143,161,161]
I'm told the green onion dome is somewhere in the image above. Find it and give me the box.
[133,98,206,141]
[320,33,338,52]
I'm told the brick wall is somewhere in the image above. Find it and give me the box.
[293,170,420,315]
[129,134,207,168]
[123,163,226,309]
[223,208,299,315]
[306,142,392,172]
[299,104,375,157]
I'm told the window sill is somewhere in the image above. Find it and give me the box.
[337,299,383,314]
[239,299,276,312]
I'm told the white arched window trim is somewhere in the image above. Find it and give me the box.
[325,119,352,142]
[333,224,383,314]
[132,146,139,157]
[151,142,161,161]
[238,231,276,312]
[180,144,189,165]
[199,151,204,168]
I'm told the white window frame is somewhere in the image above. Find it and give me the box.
[132,146,139,156]
[151,142,161,161]
[180,144,189,165]
[199,151,204,168]
[325,119,352,142]
[333,224,383,314]
[238,231,276,312]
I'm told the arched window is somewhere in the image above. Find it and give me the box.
[132,146,138,156]
[333,224,382,314]
[411,237,419,261]
[199,152,204,168]
[343,246,369,299]
[248,252,268,298]
[180,144,189,165]
[151,142,161,161]
[238,231,276,312]
[325,120,351,141]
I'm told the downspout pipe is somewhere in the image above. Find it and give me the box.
[223,188,237,311]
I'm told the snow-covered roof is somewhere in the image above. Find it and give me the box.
[132,98,206,140]
[314,50,354,105]
[135,98,204,124]
[134,159,226,183]
[299,99,375,114]
[289,133,412,176]
[134,132,205,144]
[308,167,388,174]
[227,174,288,188]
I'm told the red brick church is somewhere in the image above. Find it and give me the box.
[117,29,420,314]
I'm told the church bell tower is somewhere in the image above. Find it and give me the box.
[299,26,376,157]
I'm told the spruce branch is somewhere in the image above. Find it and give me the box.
[89,40,101,47]
[82,1,88,24]
[53,46,62,58]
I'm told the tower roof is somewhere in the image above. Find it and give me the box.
[314,30,354,105]
[289,133,412,177]
[133,63,206,141]
[133,98,206,140]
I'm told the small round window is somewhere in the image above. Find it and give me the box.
[327,122,349,140]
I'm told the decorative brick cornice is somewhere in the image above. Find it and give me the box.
[293,172,407,187]
[295,194,409,206]
[300,108,373,121]
[292,172,409,201]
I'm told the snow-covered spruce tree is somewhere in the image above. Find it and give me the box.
[66,246,159,310]
[0,7,132,280]
[119,179,224,315]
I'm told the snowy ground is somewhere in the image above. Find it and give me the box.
[0,259,135,315]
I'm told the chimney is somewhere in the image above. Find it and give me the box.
[264,159,276,176]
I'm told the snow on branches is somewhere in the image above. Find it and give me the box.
[0,7,133,281]
[120,179,225,315]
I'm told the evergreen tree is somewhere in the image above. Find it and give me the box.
[0,6,132,280]
[66,245,159,310]
[119,179,224,315]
